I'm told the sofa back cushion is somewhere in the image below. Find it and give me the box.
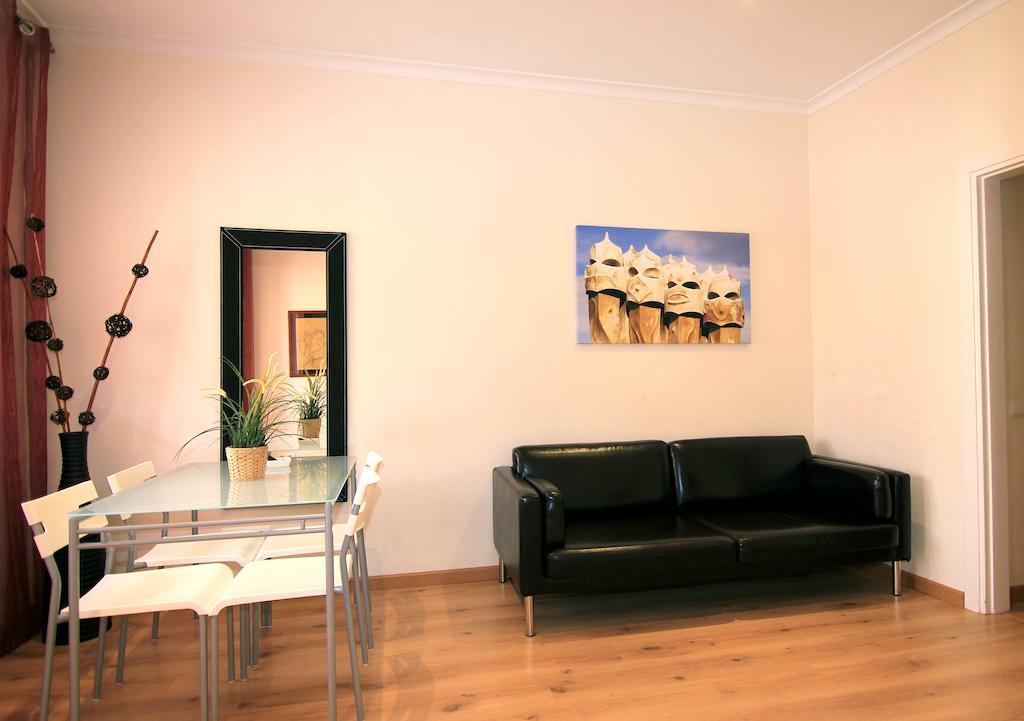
[513,441,671,512]
[669,436,811,508]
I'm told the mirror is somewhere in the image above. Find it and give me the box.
[220,228,347,461]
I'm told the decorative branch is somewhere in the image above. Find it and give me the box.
[3,224,70,432]
[5,220,160,434]
[81,229,159,429]
[27,226,73,423]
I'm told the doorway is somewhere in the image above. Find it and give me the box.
[1003,173,1024,612]
[961,150,1024,614]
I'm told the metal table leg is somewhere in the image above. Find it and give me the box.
[69,516,81,721]
[324,501,337,721]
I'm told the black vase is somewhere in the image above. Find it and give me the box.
[47,430,106,645]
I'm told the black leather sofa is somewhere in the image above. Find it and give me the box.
[492,436,910,636]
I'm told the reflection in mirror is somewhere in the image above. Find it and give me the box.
[244,249,327,459]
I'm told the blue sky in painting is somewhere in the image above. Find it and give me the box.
[575,225,752,343]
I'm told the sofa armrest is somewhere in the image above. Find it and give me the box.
[492,466,544,596]
[814,456,911,561]
[523,475,565,547]
[809,456,912,562]
[804,458,892,521]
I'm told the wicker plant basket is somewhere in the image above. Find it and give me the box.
[226,445,268,482]
[297,418,321,439]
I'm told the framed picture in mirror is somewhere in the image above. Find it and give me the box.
[288,310,327,376]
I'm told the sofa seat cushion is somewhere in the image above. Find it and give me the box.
[544,513,736,579]
[689,509,898,564]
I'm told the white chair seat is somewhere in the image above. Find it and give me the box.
[211,555,352,615]
[69,564,235,619]
[136,533,264,568]
[255,523,345,561]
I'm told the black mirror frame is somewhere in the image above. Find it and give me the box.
[220,227,347,457]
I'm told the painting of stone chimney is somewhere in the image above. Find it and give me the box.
[577,225,751,344]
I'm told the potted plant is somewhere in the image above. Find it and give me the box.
[182,355,291,481]
[291,366,326,440]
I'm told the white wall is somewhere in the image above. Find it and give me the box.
[808,0,1024,591]
[1003,173,1024,587]
[44,45,812,576]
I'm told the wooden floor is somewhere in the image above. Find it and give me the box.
[2,565,1024,721]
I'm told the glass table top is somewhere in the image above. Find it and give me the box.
[71,456,357,517]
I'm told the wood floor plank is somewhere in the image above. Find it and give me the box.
[1,565,1023,720]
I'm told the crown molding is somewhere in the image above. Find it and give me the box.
[806,0,1010,114]
[49,26,808,115]
[49,0,1008,118]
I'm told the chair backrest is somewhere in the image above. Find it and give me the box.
[364,451,384,474]
[107,461,157,521]
[107,460,157,494]
[331,456,385,524]
[343,468,382,539]
[21,482,100,560]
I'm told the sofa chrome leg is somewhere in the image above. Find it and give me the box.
[499,560,507,584]
[524,596,535,637]
[893,561,902,597]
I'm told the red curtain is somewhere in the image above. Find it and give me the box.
[0,2,50,656]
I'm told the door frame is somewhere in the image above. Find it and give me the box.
[958,146,1024,613]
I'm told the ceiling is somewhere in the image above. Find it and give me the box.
[20,0,998,112]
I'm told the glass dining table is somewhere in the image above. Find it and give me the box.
[65,455,358,721]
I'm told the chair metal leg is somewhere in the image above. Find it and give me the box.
[358,540,374,650]
[199,616,208,721]
[92,545,117,699]
[499,559,507,584]
[210,616,219,721]
[225,607,235,683]
[40,583,60,721]
[92,616,109,699]
[239,605,249,681]
[893,561,902,597]
[524,596,535,637]
[352,559,370,665]
[358,531,373,615]
[250,603,259,667]
[151,611,160,640]
[115,616,129,683]
[340,573,365,721]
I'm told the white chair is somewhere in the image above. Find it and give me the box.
[255,452,383,560]
[254,452,383,655]
[21,482,234,721]
[107,461,264,683]
[208,467,382,721]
